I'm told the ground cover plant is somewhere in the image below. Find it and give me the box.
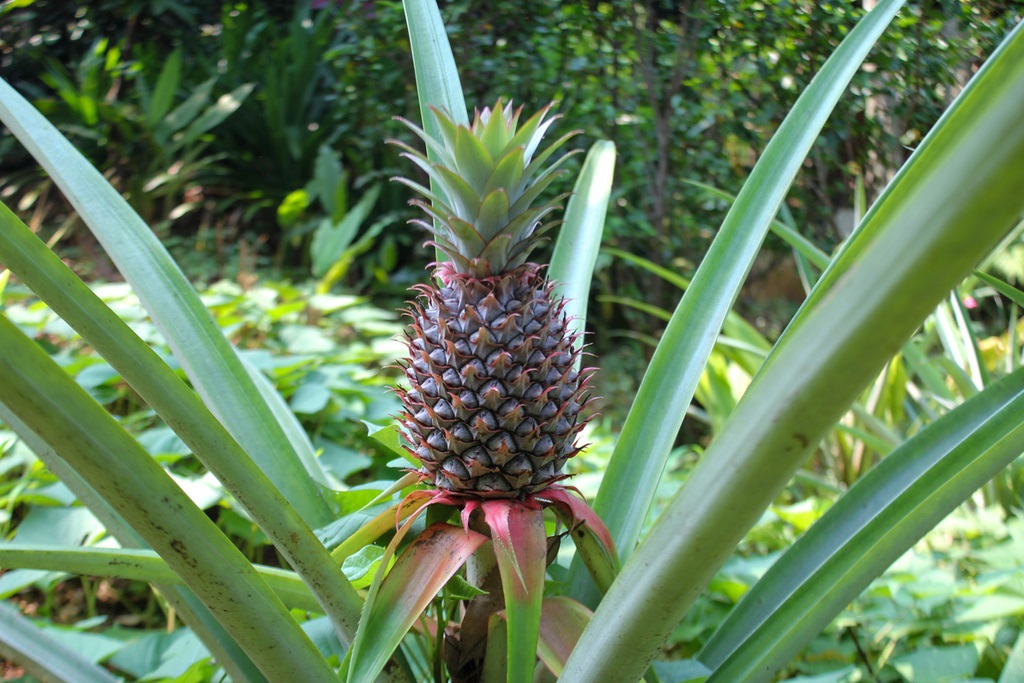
[1,1,1024,682]
[0,280,1022,682]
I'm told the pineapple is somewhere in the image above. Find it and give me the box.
[394,100,592,499]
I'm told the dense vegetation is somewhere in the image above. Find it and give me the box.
[2,1,1024,681]
[3,2,1019,301]
[2,274,1024,681]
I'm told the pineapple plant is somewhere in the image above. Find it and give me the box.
[393,99,593,500]
[371,100,616,683]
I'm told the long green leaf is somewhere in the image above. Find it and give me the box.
[597,294,671,322]
[179,82,255,147]
[146,48,182,129]
[699,367,1024,681]
[951,291,989,388]
[0,545,321,613]
[550,140,616,345]
[311,183,383,277]
[683,179,831,270]
[0,203,364,647]
[402,0,467,264]
[604,246,692,290]
[602,247,773,355]
[0,76,334,529]
[1002,631,1024,683]
[974,270,1024,308]
[241,353,325,480]
[562,17,1024,682]
[0,316,336,683]
[0,407,134,546]
[0,600,122,683]
[0,403,268,683]
[566,0,905,605]
[403,0,467,133]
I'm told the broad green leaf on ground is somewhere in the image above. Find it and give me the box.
[107,629,209,683]
[892,644,979,682]
[0,600,122,683]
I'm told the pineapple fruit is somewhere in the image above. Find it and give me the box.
[394,100,592,499]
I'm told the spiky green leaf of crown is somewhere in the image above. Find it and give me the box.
[393,99,578,277]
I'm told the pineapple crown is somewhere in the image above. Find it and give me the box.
[392,99,579,278]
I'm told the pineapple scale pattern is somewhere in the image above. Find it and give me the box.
[397,262,592,498]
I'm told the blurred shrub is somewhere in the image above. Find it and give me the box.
[2,0,1021,307]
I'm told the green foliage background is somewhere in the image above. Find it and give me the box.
[2,1,1024,681]
[3,1,1020,304]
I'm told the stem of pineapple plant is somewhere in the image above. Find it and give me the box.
[482,502,547,683]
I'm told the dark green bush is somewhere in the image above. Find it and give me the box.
[2,0,1020,314]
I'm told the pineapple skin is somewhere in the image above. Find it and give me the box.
[398,261,591,498]
[393,100,593,499]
